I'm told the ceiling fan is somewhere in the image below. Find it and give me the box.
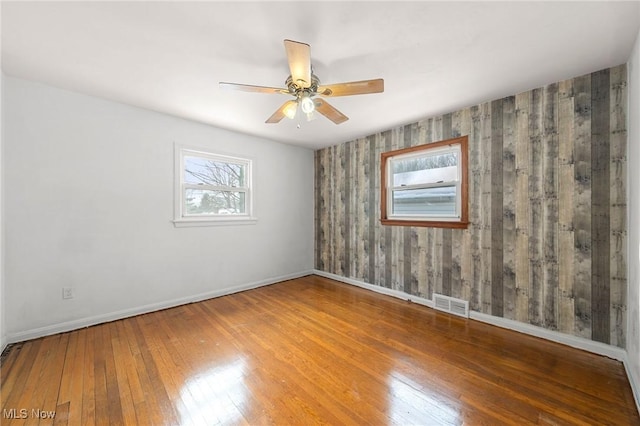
[219,39,384,125]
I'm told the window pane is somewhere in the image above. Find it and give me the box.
[184,156,245,187]
[184,189,246,215]
[392,186,457,216]
[392,153,457,187]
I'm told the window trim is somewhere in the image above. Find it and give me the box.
[173,144,257,227]
[380,135,469,229]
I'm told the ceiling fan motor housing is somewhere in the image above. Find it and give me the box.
[286,73,320,98]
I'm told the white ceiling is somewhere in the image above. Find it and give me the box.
[2,1,639,150]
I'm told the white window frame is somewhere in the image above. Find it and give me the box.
[381,136,469,229]
[173,144,256,227]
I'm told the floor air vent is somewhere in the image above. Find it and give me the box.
[432,293,469,318]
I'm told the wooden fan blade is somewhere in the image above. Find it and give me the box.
[284,39,311,89]
[219,82,289,95]
[315,99,349,124]
[266,100,298,124]
[317,78,384,97]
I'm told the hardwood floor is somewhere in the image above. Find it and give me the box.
[1,275,639,425]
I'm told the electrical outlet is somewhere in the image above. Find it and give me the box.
[62,287,74,299]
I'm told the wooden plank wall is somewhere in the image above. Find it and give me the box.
[314,65,627,347]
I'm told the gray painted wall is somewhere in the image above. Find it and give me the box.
[315,65,627,348]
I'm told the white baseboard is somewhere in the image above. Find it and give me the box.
[6,270,313,345]
[622,352,640,415]
[313,270,638,413]
[314,269,625,360]
[312,269,434,309]
[469,311,626,361]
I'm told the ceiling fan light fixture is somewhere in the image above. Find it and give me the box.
[300,93,315,114]
[283,101,298,119]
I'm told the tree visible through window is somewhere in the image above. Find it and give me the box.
[175,147,253,224]
[184,156,246,215]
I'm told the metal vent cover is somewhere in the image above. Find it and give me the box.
[432,293,469,318]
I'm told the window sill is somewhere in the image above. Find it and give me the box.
[380,218,469,229]
[173,217,258,227]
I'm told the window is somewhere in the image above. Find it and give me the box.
[174,145,255,226]
[381,136,468,228]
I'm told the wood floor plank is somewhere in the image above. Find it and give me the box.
[65,330,85,426]
[130,316,180,425]
[110,322,140,426]
[57,331,79,406]
[92,325,111,426]
[15,335,62,426]
[80,325,96,426]
[2,341,39,414]
[37,332,70,426]
[2,275,638,425]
